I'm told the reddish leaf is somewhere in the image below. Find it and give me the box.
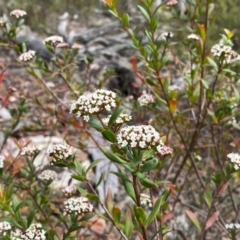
[161,212,174,223]
[71,119,82,129]
[130,56,138,73]
[205,211,219,230]
[185,209,201,231]
[1,95,9,108]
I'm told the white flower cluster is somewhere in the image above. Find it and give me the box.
[102,113,132,126]
[187,33,200,41]
[211,40,240,63]
[166,0,178,6]
[19,50,36,62]
[0,156,4,168]
[70,89,117,122]
[62,184,77,197]
[21,145,40,156]
[137,91,155,106]
[168,85,180,92]
[0,221,11,236]
[13,224,46,240]
[225,223,240,230]
[117,125,164,151]
[157,145,173,157]
[44,36,63,46]
[48,144,74,165]
[38,170,58,181]
[140,193,152,208]
[63,197,94,216]
[227,153,240,170]
[10,9,27,18]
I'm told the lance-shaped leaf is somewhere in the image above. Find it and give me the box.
[112,207,121,226]
[88,117,104,131]
[185,209,201,231]
[145,196,162,227]
[101,147,126,164]
[124,207,133,238]
[205,211,219,230]
[137,172,158,188]
[102,130,116,143]
[134,207,147,226]
[139,158,158,172]
[105,188,113,212]
[204,187,212,208]
[137,5,150,22]
[108,108,123,128]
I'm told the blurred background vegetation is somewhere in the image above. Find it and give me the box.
[1,0,240,50]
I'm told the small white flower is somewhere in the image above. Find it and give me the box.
[211,39,240,63]
[138,91,155,106]
[21,145,40,156]
[70,89,117,121]
[0,156,4,168]
[38,170,58,181]
[166,0,178,6]
[22,223,46,240]
[187,34,200,41]
[19,50,36,62]
[10,9,27,18]
[140,193,152,208]
[227,153,240,170]
[44,35,63,46]
[225,222,240,230]
[48,144,74,165]
[63,197,94,216]
[0,221,11,236]
[168,85,180,92]
[62,185,77,197]
[157,144,173,156]
[117,125,162,150]
[102,113,132,126]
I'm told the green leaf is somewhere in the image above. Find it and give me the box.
[74,160,84,174]
[134,207,146,226]
[145,197,162,226]
[79,212,95,222]
[71,174,85,182]
[86,194,100,203]
[122,177,136,202]
[27,211,36,227]
[197,23,206,41]
[137,5,150,22]
[101,147,126,164]
[185,209,201,231]
[88,117,104,131]
[95,172,104,188]
[137,172,158,188]
[112,207,121,226]
[108,108,123,128]
[204,187,212,208]
[232,84,240,103]
[142,149,156,160]
[124,208,133,238]
[102,130,116,143]
[122,13,129,27]
[86,159,103,173]
[200,79,209,89]
[207,57,218,70]
[140,158,158,172]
